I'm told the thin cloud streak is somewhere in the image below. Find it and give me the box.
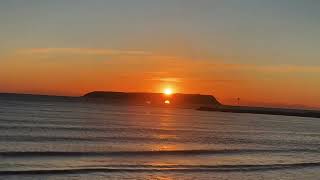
[18,48,152,56]
[148,77,183,83]
[203,62,320,73]
[16,48,320,73]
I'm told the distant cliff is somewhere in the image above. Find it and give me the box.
[83,91,221,107]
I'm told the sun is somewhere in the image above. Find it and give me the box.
[163,88,173,95]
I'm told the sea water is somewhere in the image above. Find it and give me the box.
[0,98,319,179]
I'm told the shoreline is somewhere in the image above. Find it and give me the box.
[197,106,320,119]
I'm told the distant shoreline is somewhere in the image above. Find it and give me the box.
[1,92,319,119]
[197,106,320,119]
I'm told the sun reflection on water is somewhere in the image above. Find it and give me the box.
[146,175,174,180]
[149,108,182,151]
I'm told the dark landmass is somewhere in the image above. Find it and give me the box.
[1,91,319,118]
[198,105,320,119]
[0,93,78,102]
[83,91,320,118]
[83,91,221,108]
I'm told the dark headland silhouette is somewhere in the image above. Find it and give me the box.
[0,91,320,118]
[83,91,221,108]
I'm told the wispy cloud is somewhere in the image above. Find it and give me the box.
[16,48,320,73]
[148,77,183,83]
[256,65,320,73]
[202,62,320,73]
[18,48,152,56]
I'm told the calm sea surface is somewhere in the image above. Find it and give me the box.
[0,98,319,179]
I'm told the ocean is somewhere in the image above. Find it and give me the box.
[0,97,319,179]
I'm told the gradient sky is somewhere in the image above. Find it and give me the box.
[1,0,320,108]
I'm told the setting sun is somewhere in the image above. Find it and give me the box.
[163,88,173,95]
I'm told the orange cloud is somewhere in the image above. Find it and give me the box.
[185,61,320,73]
[148,77,183,83]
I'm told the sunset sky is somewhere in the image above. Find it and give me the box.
[1,0,320,109]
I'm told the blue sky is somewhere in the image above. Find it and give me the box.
[1,0,319,65]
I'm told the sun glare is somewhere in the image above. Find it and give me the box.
[164,88,173,95]
[164,100,170,104]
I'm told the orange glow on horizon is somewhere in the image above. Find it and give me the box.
[163,88,173,95]
[1,51,320,110]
